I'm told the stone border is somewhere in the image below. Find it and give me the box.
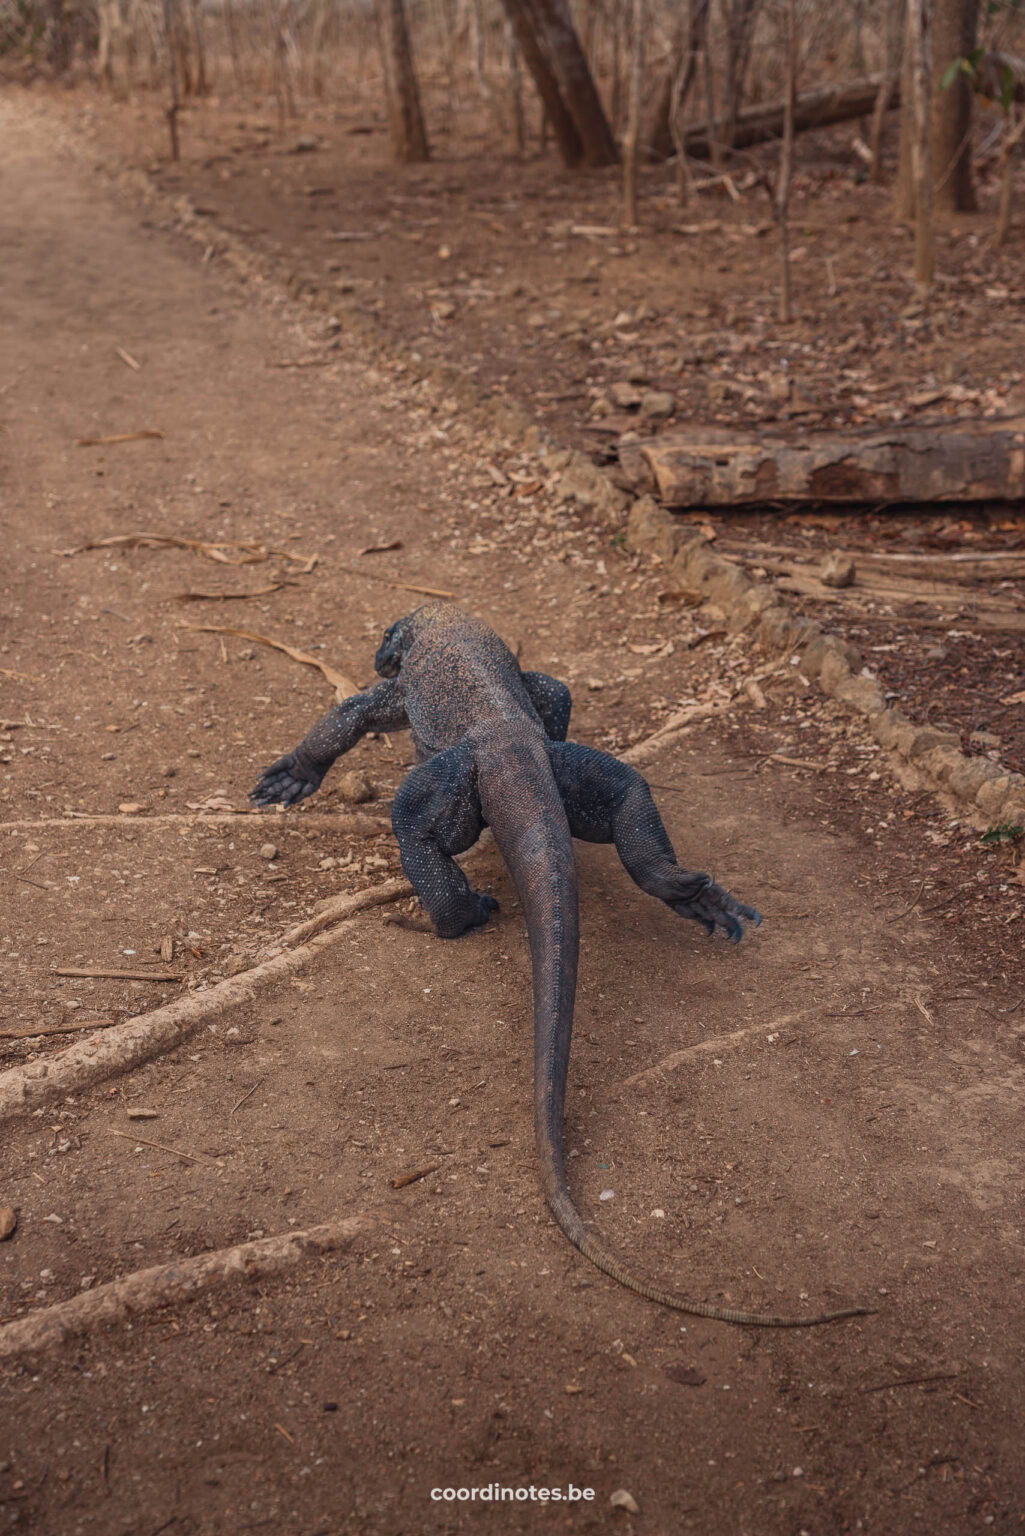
[625,495,1025,833]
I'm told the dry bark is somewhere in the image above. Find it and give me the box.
[0,1215,385,1362]
[629,418,1025,507]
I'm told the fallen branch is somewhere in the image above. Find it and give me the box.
[336,564,453,599]
[0,878,412,1124]
[108,1128,223,1165]
[175,583,290,601]
[178,624,359,700]
[620,701,724,766]
[61,532,318,573]
[0,1213,385,1362]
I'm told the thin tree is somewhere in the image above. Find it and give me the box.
[377,0,430,163]
[776,0,797,322]
[908,0,935,290]
[162,0,181,160]
[870,0,905,183]
[622,0,646,226]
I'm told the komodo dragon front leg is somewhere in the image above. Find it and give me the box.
[251,678,408,807]
[547,740,760,938]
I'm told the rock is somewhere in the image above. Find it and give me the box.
[590,395,614,418]
[118,802,143,815]
[126,1107,159,1120]
[223,956,250,977]
[639,390,674,420]
[431,300,456,321]
[970,731,1002,750]
[260,843,278,861]
[610,1490,640,1515]
[338,770,374,805]
[0,1207,17,1241]
[291,134,319,153]
[820,551,856,588]
[610,381,642,410]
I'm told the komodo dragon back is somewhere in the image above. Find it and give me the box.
[251,603,871,1328]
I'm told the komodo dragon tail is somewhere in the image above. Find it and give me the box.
[478,729,868,1329]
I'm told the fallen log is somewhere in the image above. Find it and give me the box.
[627,418,1025,508]
[678,73,898,160]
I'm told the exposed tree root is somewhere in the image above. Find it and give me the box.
[0,1213,386,1363]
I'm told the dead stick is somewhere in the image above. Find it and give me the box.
[55,967,183,983]
[229,1079,262,1116]
[0,1214,385,1362]
[76,430,164,447]
[109,1129,223,1165]
[335,564,454,600]
[0,1018,116,1041]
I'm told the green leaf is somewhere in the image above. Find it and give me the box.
[939,57,963,91]
[980,821,1025,846]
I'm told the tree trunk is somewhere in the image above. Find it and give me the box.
[931,0,978,213]
[499,0,618,167]
[995,109,1025,246]
[377,0,430,163]
[870,0,905,182]
[161,0,181,160]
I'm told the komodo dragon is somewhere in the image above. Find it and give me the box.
[252,603,866,1327]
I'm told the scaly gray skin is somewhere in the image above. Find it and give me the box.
[252,604,868,1327]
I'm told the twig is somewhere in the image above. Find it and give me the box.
[108,1129,223,1165]
[767,754,832,772]
[55,967,182,983]
[891,876,927,921]
[0,1214,384,1361]
[0,1017,115,1041]
[60,532,318,573]
[229,1079,263,1116]
[861,1372,958,1393]
[76,430,163,447]
[175,583,290,601]
[1,811,385,832]
[335,564,453,599]
[115,347,142,371]
[178,624,359,700]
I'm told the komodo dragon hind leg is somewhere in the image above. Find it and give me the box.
[391,743,498,939]
[546,741,760,941]
[520,671,573,742]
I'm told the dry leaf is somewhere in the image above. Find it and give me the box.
[178,624,359,700]
[1001,690,1025,706]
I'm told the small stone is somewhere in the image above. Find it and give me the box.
[610,1490,640,1515]
[126,1107,159,1120]
[260,843,278,861]
[590,395,614,418]
[223,956,249,977]
[319,856,337,870]
[970,730,1002,750]
[0,1207,18,1240]
[599,1188,615,1201]
[162,765,177,778]
[118,802,143,815]
[337,770,374,805]
[820,551,856,588]
[610,381,642,410]
[292,134,319,152]
[639,390,675,419]
[431,300,456,321]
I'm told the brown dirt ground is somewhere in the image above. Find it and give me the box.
[1,88,1025,1536]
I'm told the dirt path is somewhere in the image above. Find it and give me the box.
[2,96,1025,1535]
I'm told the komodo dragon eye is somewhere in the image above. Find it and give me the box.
[374,622,405,678]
